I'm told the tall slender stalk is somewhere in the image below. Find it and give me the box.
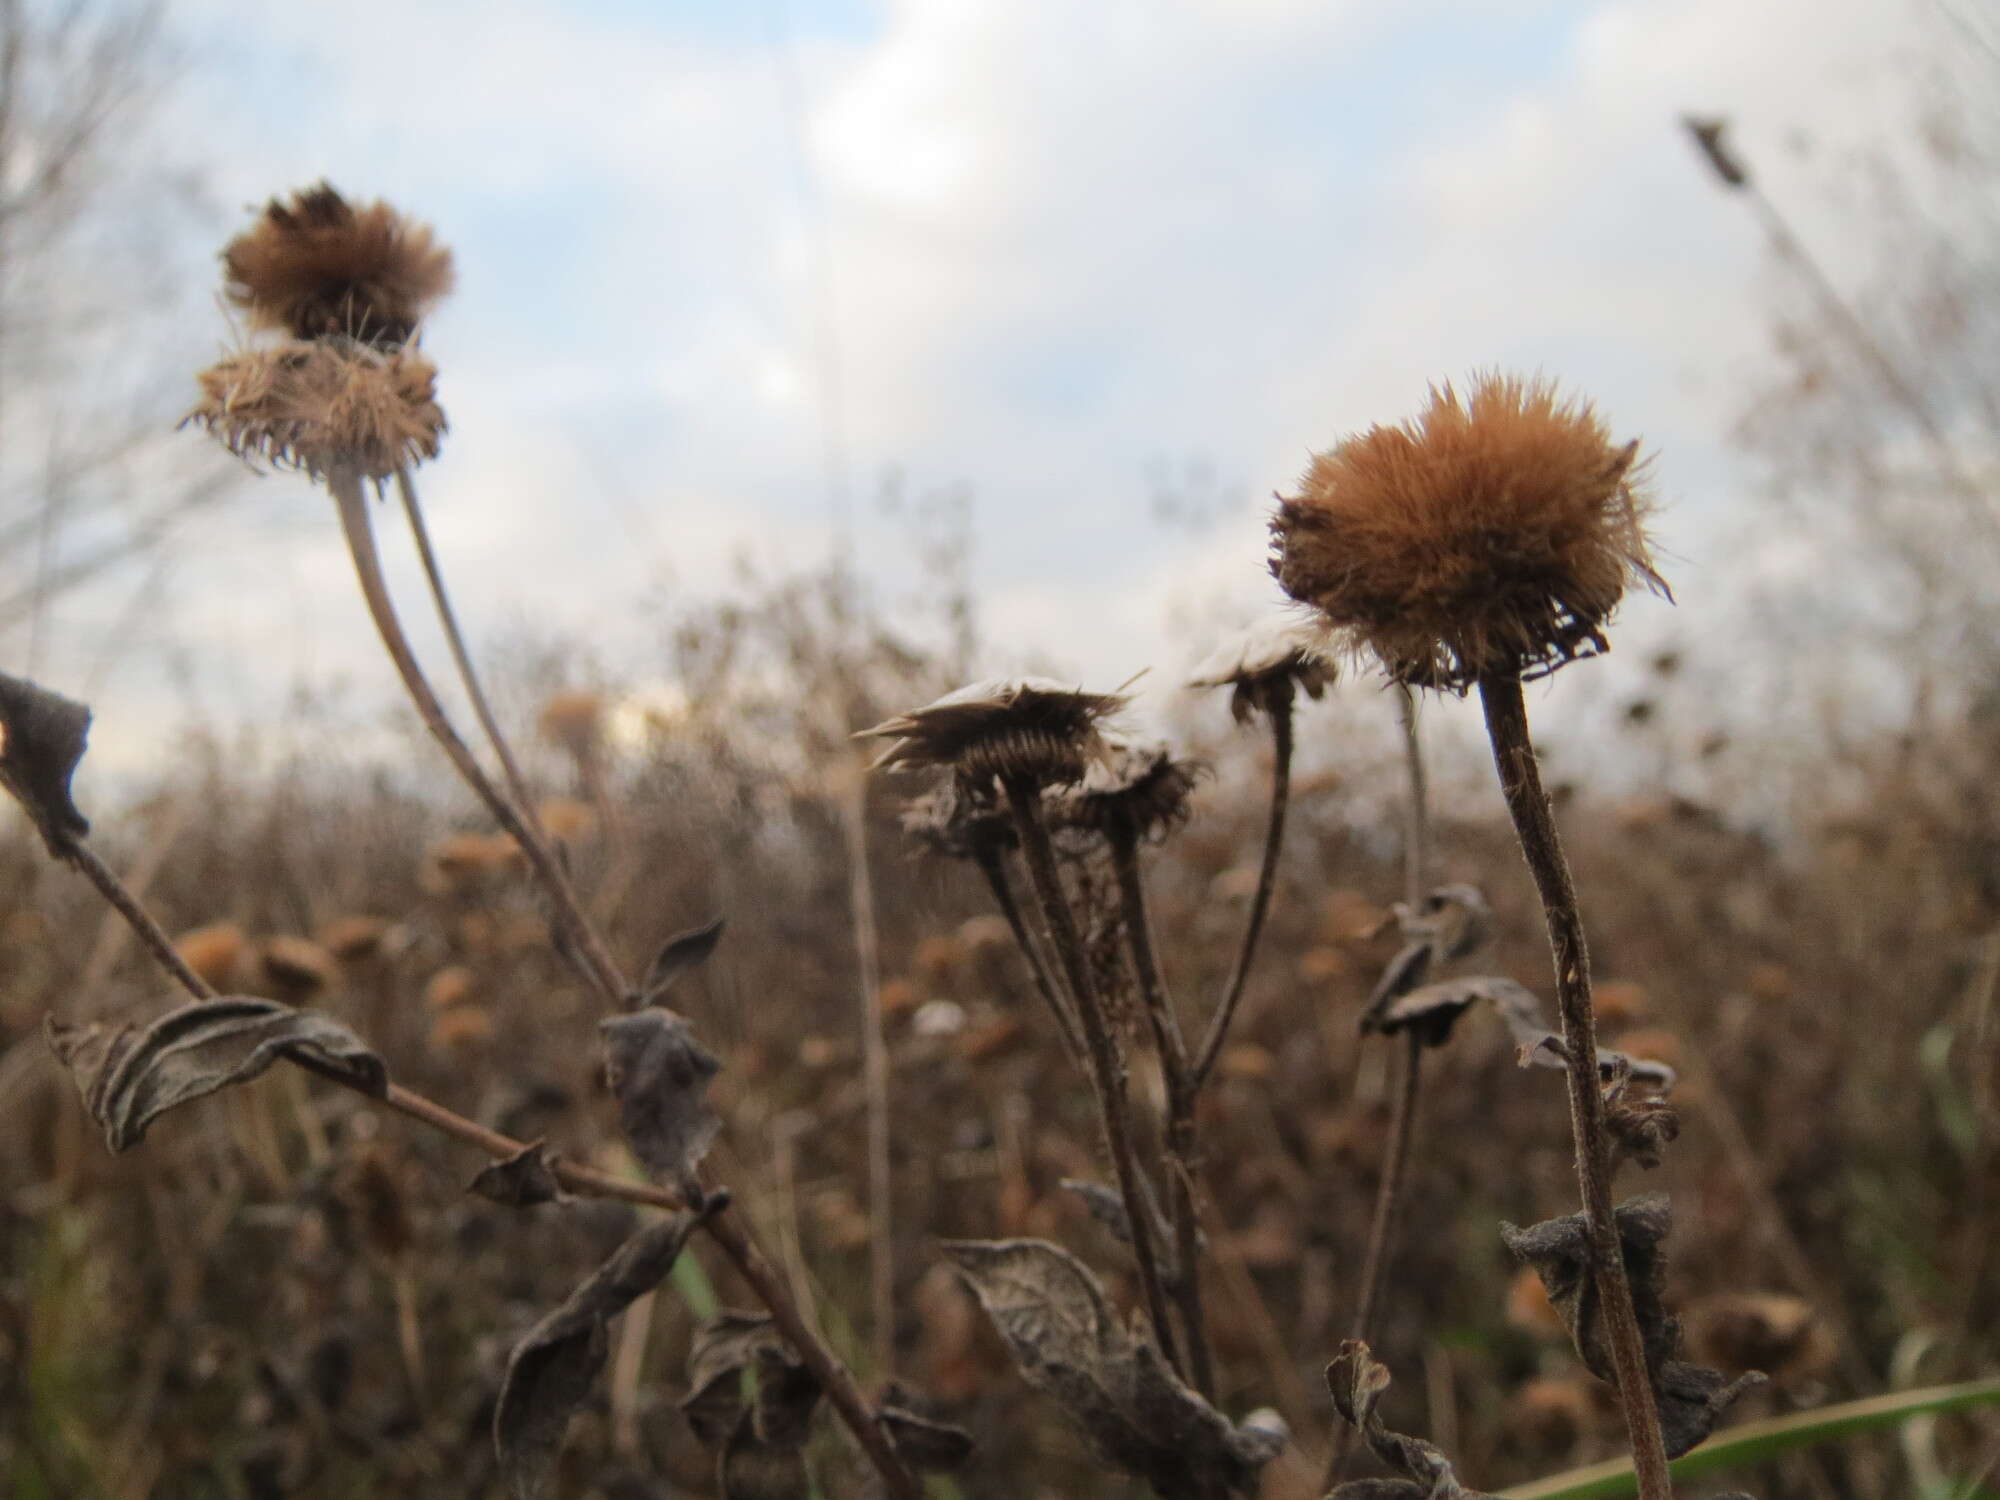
[1326,685,1431,1489]
[321,464,921,1499]
[839,764,896,1379]
[1194,695,1294,1086]
[327,466,626,1006]
[1106,813,1215,1399]
[1478,673,1673,1500]
[1001,773,1184,1377]
[973,844,1088,1064]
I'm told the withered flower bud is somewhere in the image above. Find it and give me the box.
[1048,736,1203,842]
[858,677,1126,788]
[186,339,446,482]
[899,780,1017,862]
[1270,373,1666,691]
[223,182,454,346]
[1186,617,1335,725]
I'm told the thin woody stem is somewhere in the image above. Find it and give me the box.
[1325,686,1430,1490]
[1478,673,1674,1500]
[1001,773,1185,1378]
[59,821,923,1500]
[328,466,627,1007]
[1106,815,1215,1400]
[973,843,1088,1065]
[1193,694,1293,1087]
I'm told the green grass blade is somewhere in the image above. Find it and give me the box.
[1498,1377,2000,1500]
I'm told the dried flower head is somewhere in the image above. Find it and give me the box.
[538,690,607,758]
[253,936,339,1004]
[1270,373,1666,691]
[1049,736,1203,842]
[858,677,1127,787]
[223,182,454,346]
[187,339,446,482]
[1186,618,1335,724]
[899,780,1018,862]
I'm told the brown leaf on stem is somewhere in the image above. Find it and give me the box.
[877,1388,976,1473]
[0,671,92,854]
[1325,1340,1495,1498]
[599,1007,721,1203]
[940,1238,1284,1498]
[680,1310,822,1452]
[493,1211,705,1500]
[638,916,725,1005]
[469,1140,567,1208]
[1500,1195,1766,1458]
[45,998,387,1152]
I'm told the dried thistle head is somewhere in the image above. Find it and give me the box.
[899,780,1017,862]
[1186,617,1335,725]
[1049,736,1203,842]
[537,689,607,758]
[858,677,1127,788]
[186,339,446,482]
[1270,373,1666,691]
[223,182,454,346]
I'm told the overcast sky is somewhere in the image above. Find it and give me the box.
[12,0,1972,775]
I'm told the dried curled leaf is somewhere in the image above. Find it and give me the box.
[0,671,92,854]
[600,1006,721,1202]
[470,1140,567,1207]
[680,1310,822,1452]
[45,998,387,1152]
[1326,1340,1496,1499]
[1360,885,1493,1033]
[1501,1194,1765,1459]
[941,1238,1283,1498]
[494,1211,704,1500]
[1375,975,1680,1089]
[640,916,725,1005]
[878,1395,975,1473]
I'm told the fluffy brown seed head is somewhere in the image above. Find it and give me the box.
[858,677,1127,788]
[1049,736,1203,842]
[223,182,454,346]
[1270,373,1666,691]
[187,339,446,482]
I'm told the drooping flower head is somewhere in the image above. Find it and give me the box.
[858,677,1127,788]
[1270,373,1666,692]
[223,182,455,347]
[185,339,446,482]
[1047,735,1203,842]
[1187,617,1335,725]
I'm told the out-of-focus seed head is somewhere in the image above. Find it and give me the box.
[1186,617,1336,724]
[186,339,446,482]
[899,780,1018,862]
[1270,373,1666,692]
[1048,736,1204,842]
[857,677,1127,788]
[223,182,454,346]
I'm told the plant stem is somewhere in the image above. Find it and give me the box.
[839,763,896,1379]
[1107,815,1215,1399]
[973,844,1087,1064]
[1325,686,1430,1490]
[1001,773,1184,1377]
[1193,694,1294,1087]
[1477,673,1674,1500]
[327,466,627,1007]
[57,821,924,1500]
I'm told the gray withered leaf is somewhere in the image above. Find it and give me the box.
[680,1310,822,1452]
[45,998,387,1152]
[640,916,725,1005]
[718,1419,810,1500]
[470,1140,567,1208]
[1500,1194,1765,1459]
[877,1398,975,1473]
[1359,940,1435,1033]
[600,1006,721,1202]
[0,671,92,854]
[1325,1340,1496,1499]
[1371,975,1546,1051]
[1059,1176,1193,1278]
[940,1238,1284,1499]
[494,1210,704,1500]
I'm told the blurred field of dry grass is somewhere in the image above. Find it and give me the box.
[3,566,1995,1499]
